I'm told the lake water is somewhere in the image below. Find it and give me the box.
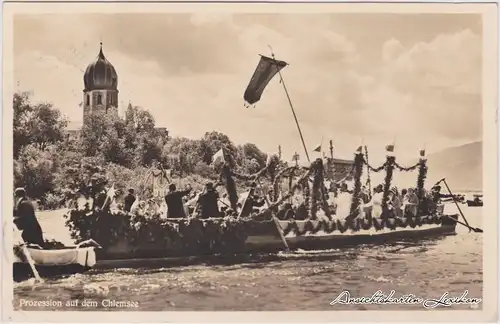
[13,204,483,311]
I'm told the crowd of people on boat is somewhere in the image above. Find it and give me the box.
[119,182,266,219]
[97,176,454,221]
[13,177,456,247]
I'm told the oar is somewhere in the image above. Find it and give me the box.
[256,179,290,251]
[13,225,44,282]
[436,178,475,232]
[443,215,483,233]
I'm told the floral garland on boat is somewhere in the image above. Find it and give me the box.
[64,205,445,255]
[349,148,364,219]
[381,155,396,211]
[416,153,428,215]
[279,215,443,236]
[230,154,280,181]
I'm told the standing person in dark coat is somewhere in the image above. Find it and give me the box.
[123,188,136,212]
[239,183,266,218]
[13,188,44,246]
[165,183,192,218]
[197,183,220,219]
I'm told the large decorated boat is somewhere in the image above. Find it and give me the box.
[14,146,463,280]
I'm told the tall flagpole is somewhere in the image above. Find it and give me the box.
[268,45,310,163]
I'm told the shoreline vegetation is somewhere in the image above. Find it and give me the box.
[14,92,276,211]
[13,92,481,214]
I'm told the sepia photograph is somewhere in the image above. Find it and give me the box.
[2,1,498,322]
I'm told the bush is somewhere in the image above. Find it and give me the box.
[16,144,57,199]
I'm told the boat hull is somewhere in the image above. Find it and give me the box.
[92,215,458,269]
[13,246,97,282]
[466,200,483,207]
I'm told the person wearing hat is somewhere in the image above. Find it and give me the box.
[389,187,403,218]
[164,183,192,218]
[429,185,455,214]
[124,188,136,212]
[431,185,454,204]
[13,188,44,246]
[197,182,221,219]
[239,182,266,218]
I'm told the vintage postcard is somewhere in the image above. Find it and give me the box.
[2,1,498,322]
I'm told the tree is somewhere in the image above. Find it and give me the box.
[13,92,67,157]
[201,131,238,167]
[241,143,267,168]
[16,144,57,198]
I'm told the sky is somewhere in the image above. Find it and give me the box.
[13,12,482,165]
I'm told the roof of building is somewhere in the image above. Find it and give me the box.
[83,43,118,91]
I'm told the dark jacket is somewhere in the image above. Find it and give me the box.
[165,189,191,218]
[432,191,454,204]
[240,195,266,218]
[14,198,44,246]
[124,193,136,212]
[198,190,220,219]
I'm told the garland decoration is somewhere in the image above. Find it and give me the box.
[251,168,313,220]
[271,166,307,200]
[302,176,311,218]
[366,161,387,173]
[364,146,372,199]
[309,159,325,220]
[65,204,446,255]
[349,147,364,219]
[221,163,238,211]
[230,164,269,181]
[381,153,396,212]
[416,154,428,215]
[394,161,419,172]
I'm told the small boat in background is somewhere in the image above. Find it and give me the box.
[466,194,483,207]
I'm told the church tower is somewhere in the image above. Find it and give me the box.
[83,43,119,125]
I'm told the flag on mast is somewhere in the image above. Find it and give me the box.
[101,184,116,209]
[244,55,288,106]
[312,136,323,153]
[212,148,225,166]
[385,144,395,156]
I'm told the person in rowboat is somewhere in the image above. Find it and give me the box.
[13,188,45,247]
[165,183,192,218]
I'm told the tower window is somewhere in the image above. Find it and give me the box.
[97,93,102,105]
[112,77,117,88]
[86,94,90,105]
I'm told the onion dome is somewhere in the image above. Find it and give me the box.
[83,43,118,91]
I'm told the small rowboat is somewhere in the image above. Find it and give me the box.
[13,245,97,282]
[466,199,483,207]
